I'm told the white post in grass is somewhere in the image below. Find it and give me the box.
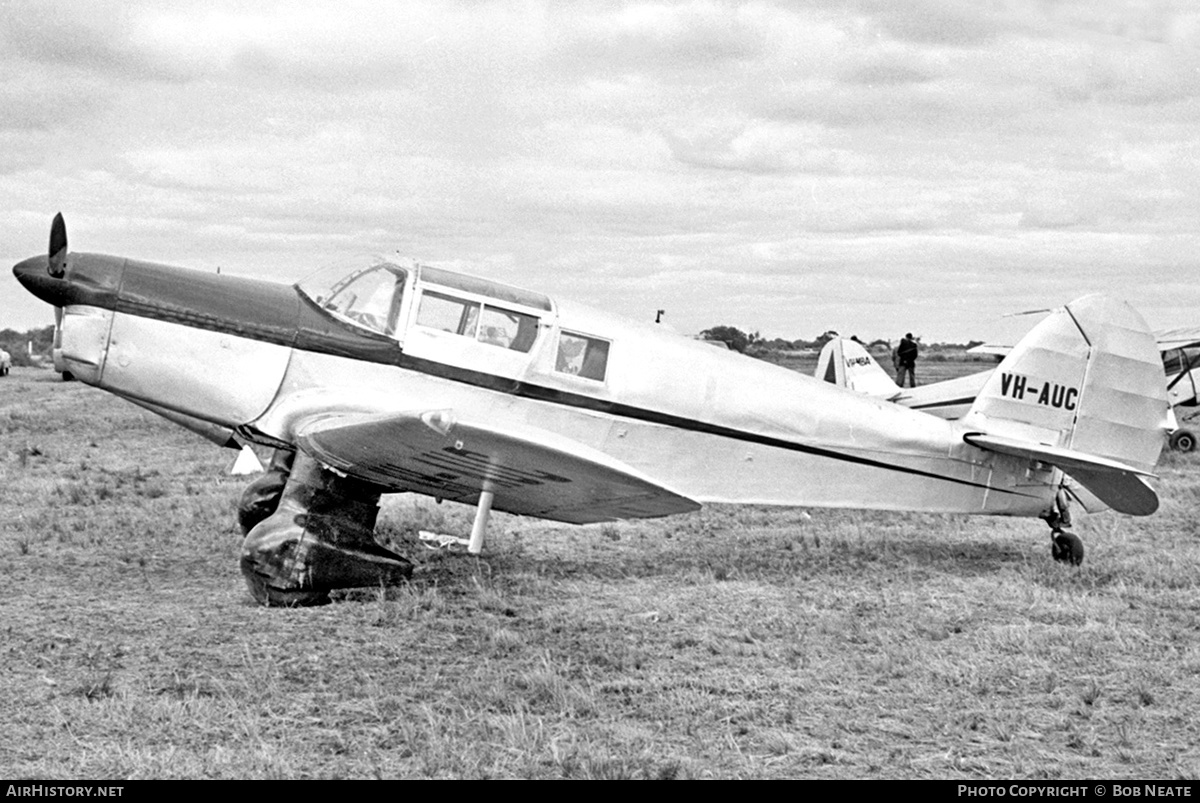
[468,485,495,555]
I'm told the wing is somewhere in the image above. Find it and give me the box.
[1155,327,1200,353]
[969,327,1200,356]
[295,410,700,524]
[965,343,1012,358]
[964,433,1159,516]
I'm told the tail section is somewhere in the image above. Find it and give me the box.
[962,295,1169,515]
[815,337,901,398]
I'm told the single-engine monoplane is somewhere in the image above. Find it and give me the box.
[14,214,1170,604]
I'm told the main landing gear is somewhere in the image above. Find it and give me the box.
[1043,486,1084,567]
[237,449,295,534]
[237,450,412,606]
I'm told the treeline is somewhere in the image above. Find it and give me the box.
[0,326,55,366]
[698,324,983,355]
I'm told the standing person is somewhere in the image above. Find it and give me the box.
[896,333,918,387]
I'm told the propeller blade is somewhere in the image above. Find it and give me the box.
[48,212,67,277]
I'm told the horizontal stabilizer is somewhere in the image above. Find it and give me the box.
[965,432,1159,515]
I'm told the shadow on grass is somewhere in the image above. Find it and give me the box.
[379,518,1041,598]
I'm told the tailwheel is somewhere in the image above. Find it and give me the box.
[1170,428,1196,453]
[1051,530,1085,566]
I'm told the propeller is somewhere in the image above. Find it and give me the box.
[46,213,68,377]
[48,212,67,277]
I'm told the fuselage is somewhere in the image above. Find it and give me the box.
[13,250,1060,520]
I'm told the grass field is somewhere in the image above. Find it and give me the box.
[2,364,1199,779]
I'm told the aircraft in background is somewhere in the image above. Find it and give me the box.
[1155,329,1200,451]
[14,214,1170,605]
[815,329,1199,452]
[816,337,991,421]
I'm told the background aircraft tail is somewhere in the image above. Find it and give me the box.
[815,337,901,398]
[961,294,1169,515]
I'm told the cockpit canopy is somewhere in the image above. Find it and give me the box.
[296,258,554,355]
[298,258,409,336]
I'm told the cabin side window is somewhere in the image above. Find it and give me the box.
[415,290,540,353]
[417,291,480,337]
[479,306,540,353]
[556,332,610,381]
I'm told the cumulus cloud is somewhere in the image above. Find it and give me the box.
[549,2,767,73]
[664,121,857,174]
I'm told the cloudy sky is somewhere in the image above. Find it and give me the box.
[2,0,1198,344]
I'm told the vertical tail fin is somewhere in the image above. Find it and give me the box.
[962,295,1169,513]
[815,337,901,398]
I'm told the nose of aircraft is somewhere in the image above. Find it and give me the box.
[14,214,124,309]
[12,254,71,307]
